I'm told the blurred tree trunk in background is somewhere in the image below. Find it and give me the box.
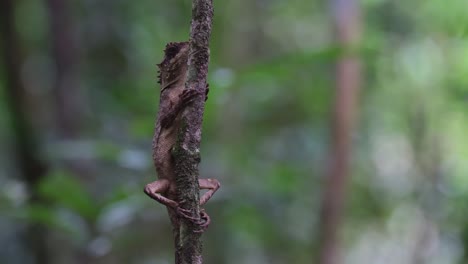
[318,0,362,263]
[46,0,87,170]
[46,1,94,263]
[46,0,94,182]
[0,1,49,264]
[47,0,84,138]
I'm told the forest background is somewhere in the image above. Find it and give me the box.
[1,0,468,263]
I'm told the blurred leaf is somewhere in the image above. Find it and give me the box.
[15,0,48,47]
[38,170,99,221]
[266,163,301,196]
[130,117,155,138]
[95,141,122,162]
[13,204,90,242]
[236,45,377,85]
[227,203,269,241]
[23,204,56,227]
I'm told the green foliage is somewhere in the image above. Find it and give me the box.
[227,203,278,243]
[266,163,301,196]
[15,0,48,48]
[38,170,99,221]
[1,0,468,263]
[23,204,56,226]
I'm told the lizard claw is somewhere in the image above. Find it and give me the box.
[180,89,203,106]
[176,207,196,220]
[194,210,211,233]
[175,207,211,233]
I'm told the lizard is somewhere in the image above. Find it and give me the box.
[144,41,220,230]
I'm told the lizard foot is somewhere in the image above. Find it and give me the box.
[176,207,211,233]
[179,88,204,106]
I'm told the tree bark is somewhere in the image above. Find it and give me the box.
[172,1,214,264]
[0,1,49,263]
[318,0,362,264]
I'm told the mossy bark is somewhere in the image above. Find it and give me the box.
[172,0,213,264]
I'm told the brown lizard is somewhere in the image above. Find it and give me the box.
[144,42,220,229]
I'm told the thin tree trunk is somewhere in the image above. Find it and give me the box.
[0,1,49,263]
[172,1,214,263]
[45,1,95,263]
[46,0,91,180]
[46,0,83,138]
[318,0,362,263]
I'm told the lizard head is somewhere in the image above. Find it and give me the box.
[157,42,189,90]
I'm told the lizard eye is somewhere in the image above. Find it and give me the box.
[163,42,187,62]
[165,45,180,61]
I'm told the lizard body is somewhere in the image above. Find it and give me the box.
[144,42,220,227]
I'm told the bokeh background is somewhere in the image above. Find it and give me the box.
[1,0,468,263]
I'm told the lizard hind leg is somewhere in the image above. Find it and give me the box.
[144,179,178,208]
[199,178,221,206]
[176,207,211,233]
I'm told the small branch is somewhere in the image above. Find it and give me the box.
[172,0,213,264]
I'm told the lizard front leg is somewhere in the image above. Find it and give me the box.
[144,179,178,208]
[160,88,203,128]
[199,178,220,205]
